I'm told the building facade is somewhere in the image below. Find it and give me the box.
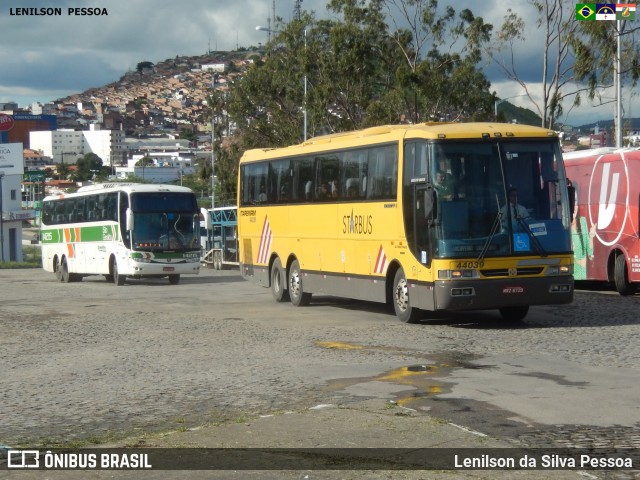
[29,126,126,167]
[1,143,32,262]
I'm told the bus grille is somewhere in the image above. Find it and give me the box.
[480,267,544,277]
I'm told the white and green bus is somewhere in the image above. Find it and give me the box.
[41,183,201,285]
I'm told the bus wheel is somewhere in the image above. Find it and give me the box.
[392,268,422,323]
[60,257,71,283]
[168,274,181,285]
[111,257,126,286]
[499,306,529,322]
[54,258,63,281]
[289,259,311,306]
[271,257,290,302]
[614,254,637,296]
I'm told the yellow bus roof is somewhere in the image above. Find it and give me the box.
[240,122,558,162]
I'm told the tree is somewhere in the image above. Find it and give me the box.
[491,0,640,129]
[203,89,238,206]
[136,61,154,74]
[75,153,103,181]
[380,0,495,123]
[491,0,581,128]
[227,17,315,148]
[54,162,71,181]
[228,1,494,148]
[569,17,640,139]
[135,156,154,167]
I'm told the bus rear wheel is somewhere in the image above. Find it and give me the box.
[168,274,181,285]
[392,268,422,323]
[289,259,311,306]
[60,257,70,283]
[271,257,290,302]
[54,258,63,281]
[499,306,529,322]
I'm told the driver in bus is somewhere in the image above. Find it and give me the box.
[434,171,456,200]
[501,187,530,231]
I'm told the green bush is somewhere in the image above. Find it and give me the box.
[0,246,42,269]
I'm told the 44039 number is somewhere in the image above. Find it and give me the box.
[455,261,484,269]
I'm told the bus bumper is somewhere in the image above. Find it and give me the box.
[123,261,201,276]
[433,275,574,311]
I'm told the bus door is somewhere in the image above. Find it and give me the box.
[413,183,434,267]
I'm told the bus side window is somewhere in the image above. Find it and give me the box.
[87,199,96,221]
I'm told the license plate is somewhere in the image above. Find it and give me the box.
[163,267,175,272]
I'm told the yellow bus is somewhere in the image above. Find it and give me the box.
[237,123,574,323]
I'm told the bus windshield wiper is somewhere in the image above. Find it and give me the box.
[477,194,503,262]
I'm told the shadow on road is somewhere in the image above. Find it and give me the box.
[297,293,640,330]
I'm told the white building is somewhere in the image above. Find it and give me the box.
[115,152,195,183]
[1,143,34,262]
[201,63,226,72]
[29,125,126,167]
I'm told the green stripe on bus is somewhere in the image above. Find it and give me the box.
[41,225,120,243]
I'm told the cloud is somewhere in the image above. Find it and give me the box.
[1,0,635,128]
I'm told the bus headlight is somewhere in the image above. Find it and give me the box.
[438,269,478,280]
[546,265,573,275]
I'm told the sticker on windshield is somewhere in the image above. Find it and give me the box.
[528,222,547,236]
[513,233,530,251]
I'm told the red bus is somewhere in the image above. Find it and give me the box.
[563,147,640,295]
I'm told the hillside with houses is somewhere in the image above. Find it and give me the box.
[48,50,259,138]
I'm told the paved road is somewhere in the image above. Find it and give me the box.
[1,268,639,462]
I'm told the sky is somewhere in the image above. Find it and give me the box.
[0,0,636,128]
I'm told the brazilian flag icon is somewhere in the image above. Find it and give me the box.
[576,3,596,19]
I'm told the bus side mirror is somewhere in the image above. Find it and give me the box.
[126,207,134,231]
[567,183,576,222]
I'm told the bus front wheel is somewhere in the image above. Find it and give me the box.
[289,259,311,306]
[614,254,637,296]
[271,257,290,302]
[111,257,126,286]
[168,274,180,285]
[392,268,422,323]
[499,306,529,322]
[213,251,222,270]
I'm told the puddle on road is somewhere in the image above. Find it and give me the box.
[315,340,494,409]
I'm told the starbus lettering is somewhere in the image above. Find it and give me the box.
[342,210,373,235]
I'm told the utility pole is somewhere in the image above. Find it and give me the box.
[615,19,623,147]
[211,74,217,209]
[293,0,302,20]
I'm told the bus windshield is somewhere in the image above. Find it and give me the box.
[130,192,199,251]
[426,140,571,259]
